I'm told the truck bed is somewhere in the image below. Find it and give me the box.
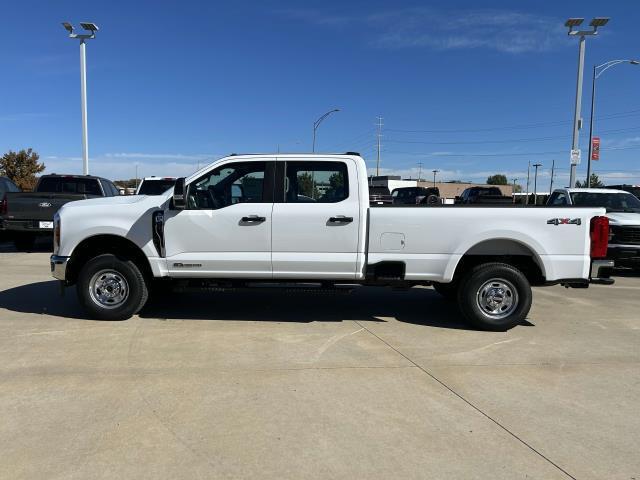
[367,205,601,283]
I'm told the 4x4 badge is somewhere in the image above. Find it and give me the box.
[547,218,581,226]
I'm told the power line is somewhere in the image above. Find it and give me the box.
[384,143,640,158]
[384,125,640,145]
[386,107,640,134]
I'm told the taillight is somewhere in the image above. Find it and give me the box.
[590,216,609,259]
[0,195,6,215]
[53,216,61,253]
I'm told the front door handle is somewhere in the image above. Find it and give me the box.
[328,216,353,224]
[241,215,266,223]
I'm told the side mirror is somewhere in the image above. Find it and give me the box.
[172,177,186,210]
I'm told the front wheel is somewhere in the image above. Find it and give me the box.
[77,254,149,320]
[457,263,532,331]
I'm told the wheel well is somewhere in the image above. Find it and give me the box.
[454,240,545,285]
[66,235,153,285]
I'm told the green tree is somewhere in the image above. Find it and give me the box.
[575,173,605,188]
[0,148,46,191]
[513,184,523,193]
[486,174,508,185]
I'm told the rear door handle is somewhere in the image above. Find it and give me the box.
[328,216,353,224]
[241,215,266,223]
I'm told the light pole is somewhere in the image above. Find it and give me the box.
[432,169,439,188]
[62,22,99,175]
[312,109,340,153]
[417,162,423,182]
[565,17,609,188]
[586,59,639,187]
[512,178,517,204]
[533,163,542,205]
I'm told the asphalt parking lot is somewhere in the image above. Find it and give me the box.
[0,244,638,480]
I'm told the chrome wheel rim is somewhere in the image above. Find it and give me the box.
[88,269,129,309]
[476,278,518,320]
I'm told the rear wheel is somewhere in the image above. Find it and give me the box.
[457,263,532,331]
[77,254,148,320]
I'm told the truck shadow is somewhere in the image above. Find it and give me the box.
[0,281,487,330]
[141,287,474,329]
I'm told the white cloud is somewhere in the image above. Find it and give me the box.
[281,7,566,54]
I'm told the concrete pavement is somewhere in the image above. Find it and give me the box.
[0,251,638,479]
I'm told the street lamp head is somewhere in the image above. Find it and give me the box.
[589,17,610,28]
[62,22,74,33]
[80,22,99,32]
[565,18,584,28]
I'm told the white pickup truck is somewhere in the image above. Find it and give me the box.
[51,153,614,330]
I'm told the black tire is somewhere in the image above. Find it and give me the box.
[14,234,36,251]
[77,254,148,320]
[432,282,458,301]
[457,262,532,331]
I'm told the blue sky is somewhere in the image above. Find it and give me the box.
[2,0,640,190]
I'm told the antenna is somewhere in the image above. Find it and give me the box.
[376,116,383,176]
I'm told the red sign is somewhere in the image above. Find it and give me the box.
[592,137,600,161]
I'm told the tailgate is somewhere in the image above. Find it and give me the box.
[4,193,87,221]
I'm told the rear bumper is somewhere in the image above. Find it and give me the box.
[50,255,69,281]
[590,259,615,285]
[2,219,53,233]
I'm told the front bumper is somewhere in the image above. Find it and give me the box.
[590,259,615,285]
[50,255,69,281]
[608,245,640,267]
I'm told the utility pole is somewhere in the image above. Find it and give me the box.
[135,164,139,192]
[525,161,531,205]
[512,178,517,204]
[62,21,99,175]
[549,159,555,194]
[432,169,439,188]
[376,116,383,176]
[565,17,609,187]
[533,163,542,205]
[417,162,423,182]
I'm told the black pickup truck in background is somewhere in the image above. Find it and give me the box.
[455,186,513,205]
[1,174,120,249]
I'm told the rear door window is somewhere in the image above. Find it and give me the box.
[284,161,348,203]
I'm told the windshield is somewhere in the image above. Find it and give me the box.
[138,179,176,195]
[570,192,640,213]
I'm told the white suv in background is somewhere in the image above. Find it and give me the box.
[548,188,640,270]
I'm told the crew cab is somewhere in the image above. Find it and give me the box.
[2,174,120,249]
[51,154,613,331]
[548,188,640,269]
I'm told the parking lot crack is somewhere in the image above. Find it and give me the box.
[353,320,578,480]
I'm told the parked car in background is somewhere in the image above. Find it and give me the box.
[368,186,392,205]
[51,153,613,331]
[391,186,440,205]
[0,177,21,240]
[0,177,20,196]
[607,184,640,200]
[136,177,177,195]
[1,174,120,250]
[548,188,640,270]
[455,186,512,205]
